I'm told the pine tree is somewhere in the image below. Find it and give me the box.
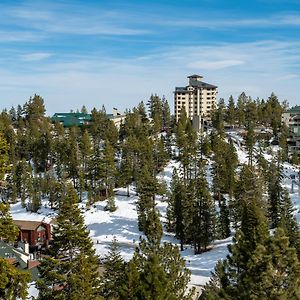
[165,168,178,233]
[136,164,159,232]
[0,258,31,300]
[217,197,230,239]
[173,177,187,251]
[267,159,283,228]
[125,237,194,300]
[266,227,300,298]
[105,196,117,212]
[226,95,236,127]
[231,165,266,229]
[119,259,141,300]
[101,237,125,299]
[100,139,117,198]
[66,127,79,188]
[191,169,216,254]
[37,183,101,300]
[279,188,300,257]
[144,209,163,247]
[265,93,284,136]
[0,203,19,242]
[279,123,289,161]
[0,133,10,180]
[212,98,225,135]
[236,92,247,127]
[202,192,270,299]
[244,122,255,166]
[80,129,92,187]
[202,169,300,299]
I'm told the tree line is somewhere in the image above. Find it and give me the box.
[1,91,300,299]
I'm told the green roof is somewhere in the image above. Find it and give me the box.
[287,106,300,113]
[51,113,92,127]
[0,241,39,280]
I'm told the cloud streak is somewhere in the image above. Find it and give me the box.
[0,1,299,114]
[0,40,299,114]
[157,13,300,29]
[20,53,53,61]
[2,3,149,37]
[187,59,245,70]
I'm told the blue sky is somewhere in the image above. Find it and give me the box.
[0,0,299,115]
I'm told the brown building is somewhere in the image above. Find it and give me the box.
[174,75,218,126]
[282,106,300,155]
[13,220,52,252]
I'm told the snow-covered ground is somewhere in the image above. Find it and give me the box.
[10,139,300,298]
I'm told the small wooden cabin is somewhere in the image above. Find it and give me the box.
[13,220,52,252]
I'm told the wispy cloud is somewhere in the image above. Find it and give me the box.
[2,3,149,36]
[0,30,42,43]
[0,1,299,113]
[20,53,53,61]
[156,13,300,29]
[187,59,244,70]
[0,40,299,114]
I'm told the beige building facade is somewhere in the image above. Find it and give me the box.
[174,75,218,123]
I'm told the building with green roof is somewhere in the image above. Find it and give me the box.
[0,240,40,281]
[51,113,92,127]
[51,109,126,128]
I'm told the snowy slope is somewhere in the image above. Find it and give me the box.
[10,140,300,298]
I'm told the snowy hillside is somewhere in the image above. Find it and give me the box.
[10,141,300,297]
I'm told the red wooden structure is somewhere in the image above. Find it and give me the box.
[13,220,52,251]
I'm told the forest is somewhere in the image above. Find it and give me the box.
[1,92,300,299]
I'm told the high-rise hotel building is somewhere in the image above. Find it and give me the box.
[174,75,218,123]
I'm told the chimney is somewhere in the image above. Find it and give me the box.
[27,260,40,270]
[24,242,29,254]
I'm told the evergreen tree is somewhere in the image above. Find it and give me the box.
[37,183,101,299]
[0,133,10,180]
[100,139,117,198]
[279,123,289,161]
[267,158,283,228]
[212,98,225,135]
[66,127,79,188]
[24,94,46,121]
[0,203,19,242]
[244,122,255,166]
[105,196,117,212]
[81,105,88,114]
[123,237,194,300]
[191,169,216,253]
[173,177,187,251]
[165,169,179,233]
[144,209,163,247]
[265,93,284,136]
[0,258,31,300]
[101,237,125,299]
[244,98,258,126]
[217,197,230,239]
[279,188,300,257]
[236,92,247,127]
[231,165,266,229]
[225,95,236,127]
[80,130,92,187]
[136,164,159,232]
[202,167,300,299]
[119,259,141,300]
